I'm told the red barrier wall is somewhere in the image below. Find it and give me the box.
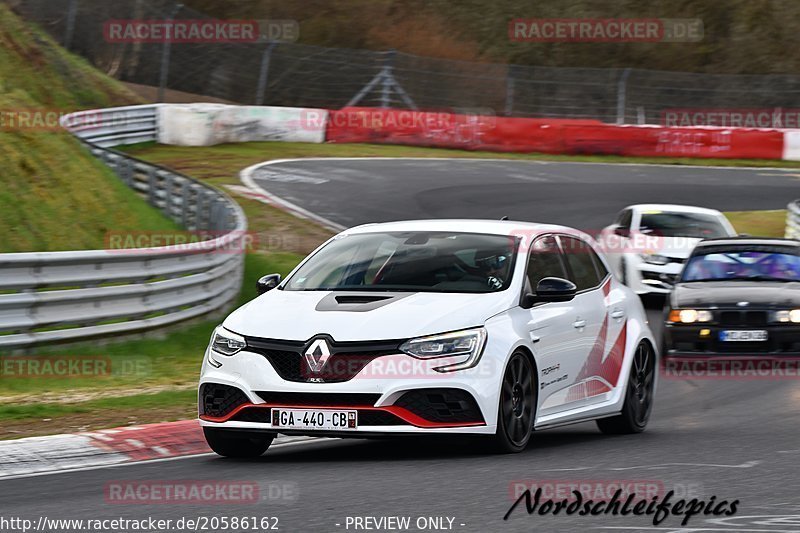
[326,107,785,160]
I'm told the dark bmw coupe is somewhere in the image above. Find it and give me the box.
[663,237,800,356]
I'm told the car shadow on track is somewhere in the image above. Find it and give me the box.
[211,423,648,464]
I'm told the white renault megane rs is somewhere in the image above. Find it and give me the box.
[199,220,657,456]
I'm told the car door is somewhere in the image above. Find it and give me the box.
[554,235,624,409]
[524,235,589,417]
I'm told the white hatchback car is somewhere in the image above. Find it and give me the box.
[199,220,657,456]
[598,205,737,295]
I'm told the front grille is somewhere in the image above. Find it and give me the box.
[255,391,381,407]
[199,383,250,418]
[229,406,405,426]
[245,336,403,383]
[641,271,678,285]
[394,388,484,424]
[719,310,768,327]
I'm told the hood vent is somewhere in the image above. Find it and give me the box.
[315,292,412,312]
[335,295,393,305]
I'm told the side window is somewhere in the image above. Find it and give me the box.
[559,236,602,290]
[617,209,633,229]
[527,236,567,290]
[590,248,609,281]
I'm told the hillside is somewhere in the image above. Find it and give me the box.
[0,3,178,252]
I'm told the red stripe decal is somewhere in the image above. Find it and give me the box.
[201,403,485,429]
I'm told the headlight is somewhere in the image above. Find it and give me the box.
[668,309,713,324]
[211,326,246,356]
[400,328,487,373]
[639,253,669,266]
[774,309,800,323]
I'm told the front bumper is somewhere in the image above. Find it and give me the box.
[627,258,684,295]
[198,346,500,436]
[663,324,800,356]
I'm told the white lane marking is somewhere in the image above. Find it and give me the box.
[0,436,328,482]
[608,460,761,471]
[241,155,800,173]
[240,160,345,232]
[540,460,760,472]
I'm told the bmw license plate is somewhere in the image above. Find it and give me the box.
[719,330,768,342]
[271,408,357,430]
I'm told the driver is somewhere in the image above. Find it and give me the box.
[475,250,511,290]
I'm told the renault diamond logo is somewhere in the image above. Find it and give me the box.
[304,338,332,373]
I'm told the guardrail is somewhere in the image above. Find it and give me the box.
[0,105,247,351]
[787,200,800,240]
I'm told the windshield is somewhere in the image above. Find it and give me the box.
[638,212,728,239]
[681,249,800,282]
[284,231,518,293]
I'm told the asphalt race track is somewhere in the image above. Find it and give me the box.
[247,158,799,230]
[4,159,800,533]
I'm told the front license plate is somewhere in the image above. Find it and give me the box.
[719,330,768,342]
[271,408,357,430]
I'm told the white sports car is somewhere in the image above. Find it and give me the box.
[199,220,657,456]
[598,204,737,295]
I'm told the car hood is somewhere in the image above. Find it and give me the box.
[223,289,515,341]
[671,281,800,308]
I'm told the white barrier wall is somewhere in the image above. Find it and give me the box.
[157,104,328,146]
[782,130,800,161]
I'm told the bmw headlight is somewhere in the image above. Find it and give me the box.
[668,309,713,324]
[639,253,669,266]
[774,309,800,323]
[400,327,487,373]
[211,326,246,356]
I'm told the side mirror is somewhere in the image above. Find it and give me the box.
[534,277,577,303]
[614,226,630,238]
[256,273,281,295]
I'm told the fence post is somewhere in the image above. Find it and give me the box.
[380,49,397,109]
[505,65,516,117]
[255,42,277,106]
[64,0,78,50]
[158,3,183,103]
[147,168,158,206]
[616,68,632,125]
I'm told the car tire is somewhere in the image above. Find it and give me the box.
[203,428,275,458]
[597,341,655,435]
[487,351,537,453]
